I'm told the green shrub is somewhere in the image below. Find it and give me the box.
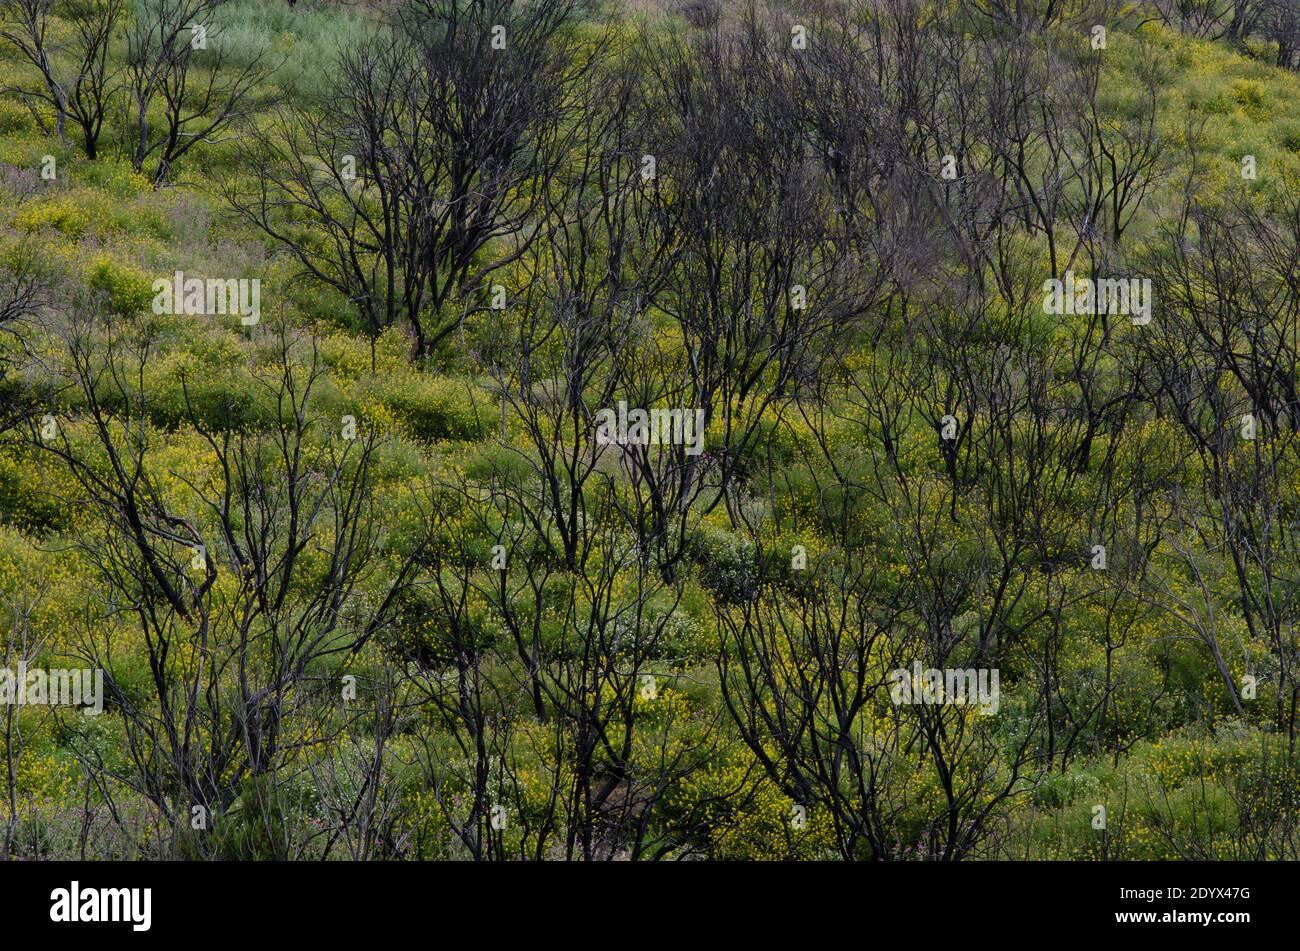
[375,373,485,443]
[87,256,154,315]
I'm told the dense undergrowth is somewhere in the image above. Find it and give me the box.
[1,0,1300,860]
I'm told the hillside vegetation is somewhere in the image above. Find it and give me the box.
[2,0,1300,860]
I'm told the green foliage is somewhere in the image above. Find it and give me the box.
[86,255,154,315]
[3,0,1300,864]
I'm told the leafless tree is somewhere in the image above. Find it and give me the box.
[125,0,270,184]
[27,319,424,855]
[224,0,598,359]
[0,0,125,158]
